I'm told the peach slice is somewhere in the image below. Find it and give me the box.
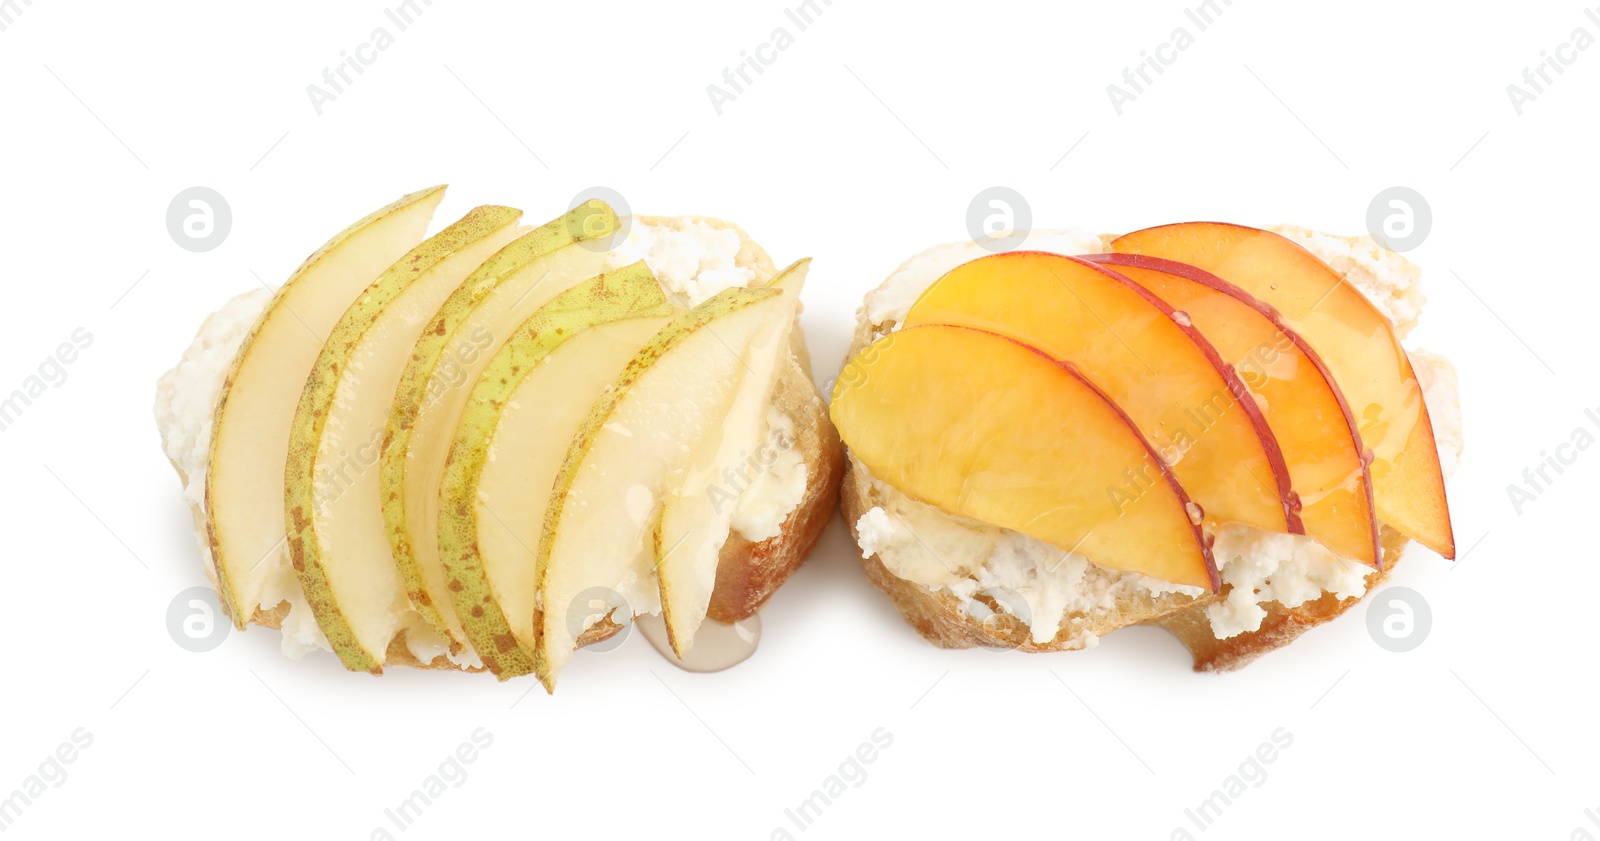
[1110,223,1454,558]
[903,251,1296,536]
[830,324,1217,591]
[1086,253,1380,567]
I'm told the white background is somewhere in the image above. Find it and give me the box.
[1,0,1595,838]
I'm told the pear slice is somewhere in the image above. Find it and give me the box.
[534,282,792,690]
[383,202,621,649]
[284,205,524,673]
[436,262,675,677]
[206,186,445,627]
[653,260,808,658]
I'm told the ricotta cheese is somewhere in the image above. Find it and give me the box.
[730,406,809,543]
[154,219,798,663]
[607,218,759,307]
[850,227,1463,644]
[1202,525,1371,639]
[852,465,1209,645]
[1410,348,1462,481]
[154,288,272,527]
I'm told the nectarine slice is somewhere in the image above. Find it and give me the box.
[1110,223,1454,558]
[831,324,1217,591]
[1086,253,1380,567]
[903,251,1296,536]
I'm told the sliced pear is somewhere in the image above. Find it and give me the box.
[284,205,524,673]
[436,262,674,677]
[654,261,808,658]
[1086,253,1380,567]
[830,324,1215,591]
[1111,223,1454,557]
[534,281,794,690]
[902,251,1295,535]
[383,201,621,648]
[206,186,445,627]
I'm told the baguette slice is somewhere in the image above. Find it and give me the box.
[839,228,1456,669]
[155,213,841,671]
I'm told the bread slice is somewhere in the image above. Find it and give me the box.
[838,230,1450,670]
[156,213,841,671]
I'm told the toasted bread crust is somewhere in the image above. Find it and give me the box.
[167,212,840,673]
[1146,527,1407,671]
[709,332,844,622]
[838,245,1414,669]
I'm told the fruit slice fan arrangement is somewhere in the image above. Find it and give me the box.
[204,188,809,691]
[830,223,1454,593]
